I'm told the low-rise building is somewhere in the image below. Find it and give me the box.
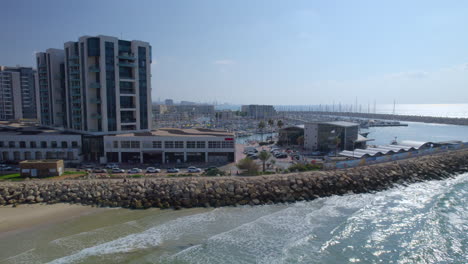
[0,122,82,163]
[104,128,235,164]
[20,159,64,177]
[304,121,360,152]
[241,105,276,119]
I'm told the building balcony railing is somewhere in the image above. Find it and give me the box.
[117,54,136,60]
[69,55,79,60]
[72,107,82,111]
[120,89,135,94]
[70,77,80,81]
[118,62,136,67]
[71,84,80,89]
[70,69,80,74]
[71,99,81,103]
[71,91,81,97]
[120,105,136,109]
[69,62,80,67]
[89,82,100,89]
[89,98,101,104]
[39,69,48,73]
[91,113,102,119]
[121,118,137,123]
[88,65,100,72]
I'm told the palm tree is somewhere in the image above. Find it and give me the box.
[268,119,274,129]
[277,120,284,129]
[258,151,271,172]
[258,121,266,141]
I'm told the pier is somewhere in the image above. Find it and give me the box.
[280,111,468,126]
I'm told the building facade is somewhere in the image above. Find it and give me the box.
[35,49,67,127]
[241,105,276,119]
[0,122,82,163]
[0,66,37,120]
[103,128,235,164]
[63,35,152,134]
[304,121,359,152]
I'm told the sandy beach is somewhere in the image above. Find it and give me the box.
[0,203,105,238]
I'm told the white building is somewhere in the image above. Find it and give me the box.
[63,35,152,134]
[103,128,235,164]
[0,122,82,163]
[35,49,67,127]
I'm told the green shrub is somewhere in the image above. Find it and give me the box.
[203,168,225,176]
[288,163,322,172]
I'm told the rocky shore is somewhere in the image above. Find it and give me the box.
[1,150,468,209]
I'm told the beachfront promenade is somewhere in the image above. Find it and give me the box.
[280,111,468,126]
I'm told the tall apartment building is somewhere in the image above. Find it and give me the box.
[0,66,37,120]
[35,49,67,127]
[63,35,152,134]
[241,104,277,119]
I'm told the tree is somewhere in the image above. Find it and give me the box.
[258,151,272,172]
[268,119,274,128]
[236,158,259,175]
[258,121,266,141]
[277,120,284,129]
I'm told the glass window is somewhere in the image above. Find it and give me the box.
[19,141,26,148]
[51,141,58,148]
[130,141,140,148]
[113,141,118,148]
[174,141,184,148]
[121,141,130,148]
[72,141,78,148]
[197,141,206,148]
[222,141,234,149]
[30,141,36,148]
[152,141,162,148]
[186,141,196,148]
[0,142,3,147]
[9,141,15,148]
[164,141,174,148]
[41,141,47,148]
[61,141,68,148]
[208,141,222,148]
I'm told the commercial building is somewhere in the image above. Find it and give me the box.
[35,49,67,127]
[304,121,360,152]
[278,125,304,146]
[20,159,64,177]
[0,66,37,120]
[241,105,276,119]
[104,128,235,164]
[0,122,82,163]
[63,35,152,134]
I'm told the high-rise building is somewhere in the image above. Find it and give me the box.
[63,35,152,134]
[35,49,67,127]
[0,66,37,120]
[241,104,277,119]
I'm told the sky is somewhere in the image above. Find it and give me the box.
[1,0,468,105]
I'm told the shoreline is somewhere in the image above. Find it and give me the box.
[1,149,468,210]
[0,203,105,238]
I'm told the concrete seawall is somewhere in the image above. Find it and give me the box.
[1,150,468,209]
[285,111,468,126]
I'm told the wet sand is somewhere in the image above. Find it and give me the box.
[0,203,105,238]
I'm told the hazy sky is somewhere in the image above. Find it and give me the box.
[2,0,468,105]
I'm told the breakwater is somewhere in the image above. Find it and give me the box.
[283,111,468,126]
[1,150,468,209]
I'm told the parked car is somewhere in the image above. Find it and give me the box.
[167,168,180,173]
[93,168,107,173]
[146,167,161,173]
[275,153,288,159]
[128,168,143,174]
[187,166,202,173]
[0,165,12,171]
[111,168,125,173]
[105,163,118,169]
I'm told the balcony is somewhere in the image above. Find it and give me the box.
[121,118,136,123]
[89,82,100,89]
[70,76,80,81]
[118,62,136,67]
[69,62,79,67]
[71,91,81,97]
[120,104,136,109]
[69,55,79,60]
[117,53,136,60]
[39,69,47,73]
[91,113,102,119]
[120,88,135,95]
[90,98,101,104]
[70,69,80,74]
[89,65,100,72]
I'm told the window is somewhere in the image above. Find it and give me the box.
[0,142,3,147]
[30,141,36,148]
[9,141,15,148]
[130,141,140,148]
[222,141,234,149]
[174,141,184,148]
[113,141,118,148]
[41,141,47,148]
[51,141,58,148]
[208,141,222,148]
[164,141,174,148]
[152,141,162,148]
[121,141,131,148]
[186,141,196,148]
[72,141,78,148]
[61,141,68,148]
[19,141,26,148]
[197,141,206,148]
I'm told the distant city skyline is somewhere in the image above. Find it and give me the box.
[2,0,468,105]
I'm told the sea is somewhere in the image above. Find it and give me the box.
[1,104,468,264]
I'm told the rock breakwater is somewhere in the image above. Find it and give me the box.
[1,150,468,209]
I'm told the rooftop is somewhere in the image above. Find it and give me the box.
[321,121,359,128]
[111,128,234,138]
[0,121,80,136]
